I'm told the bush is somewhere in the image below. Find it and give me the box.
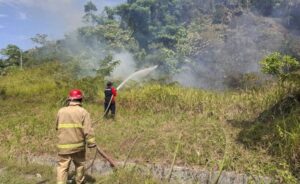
[261,52,300,82]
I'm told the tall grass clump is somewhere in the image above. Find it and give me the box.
[0,62,69,100]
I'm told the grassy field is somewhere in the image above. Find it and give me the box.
[0,64,299,183]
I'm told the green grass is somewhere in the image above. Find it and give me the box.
[0,156,55,184]
[0,64,299,183]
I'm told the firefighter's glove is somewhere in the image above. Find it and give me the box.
[88,143,96,148]
[87,137,97,148]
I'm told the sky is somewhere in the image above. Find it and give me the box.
[0,0,125,50]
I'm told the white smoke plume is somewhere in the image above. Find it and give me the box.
[173,11,293,89]
[50,30,137,80]
[111,51,136,80]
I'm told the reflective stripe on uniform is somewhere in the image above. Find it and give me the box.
[87,137,96,143]
[58,123,83,129]
[57,142,84,149]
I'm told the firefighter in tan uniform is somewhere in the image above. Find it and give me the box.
[56,89,96,184]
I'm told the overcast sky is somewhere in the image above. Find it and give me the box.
[0,0,125,50]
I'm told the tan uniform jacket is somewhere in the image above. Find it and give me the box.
[56,102,96,155]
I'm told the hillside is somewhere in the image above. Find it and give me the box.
[1,0,300,183]
[0,64,299,183]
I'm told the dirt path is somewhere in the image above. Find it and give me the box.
[26,155,272,184]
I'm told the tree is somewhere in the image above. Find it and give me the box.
[116,2,152,49]
[83,1,99,25]
[0,44,22,67]
[95,55,120,77]
[78,19,138,52]
[261,52,300,82]
[104,7,115,20]
[31,34,49,47]
[114,0,194,51]
[210,0,216,12]
[250,0,278,16]
[84,1,97,12]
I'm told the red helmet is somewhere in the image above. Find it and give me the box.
[68,89,83,100]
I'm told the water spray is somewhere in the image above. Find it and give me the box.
[116,65,158,91]
[87,65,159,171]
[103,65,158,117]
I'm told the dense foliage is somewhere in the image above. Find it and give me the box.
[261,52,300,81]
[1,0,300,82]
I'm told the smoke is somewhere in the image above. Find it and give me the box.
[46,29,138,81]
[111,52,136,80]
[5,0,137,81]
[169,0,300,89]
[173,9,294,89]
[280,0,300,30]
[57,1,300,90]
[110,52,159,86]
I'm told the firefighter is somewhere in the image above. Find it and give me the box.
[56,89,96,184]
[104,81,117,118]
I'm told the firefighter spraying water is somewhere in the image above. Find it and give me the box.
[104,81,117,118]
[55,65,158,183]
[103,65,158,118]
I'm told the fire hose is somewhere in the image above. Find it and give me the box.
[86,145,116,171]
[103,95,114,118]
[86,135,139,172]
[89,66,158,170]
[102,65,158,119]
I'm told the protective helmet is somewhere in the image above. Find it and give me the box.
[68,89,83,100]
[107,81,113,86]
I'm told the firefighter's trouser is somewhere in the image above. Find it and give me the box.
[104,102,116,117]
[57,151,85,184]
